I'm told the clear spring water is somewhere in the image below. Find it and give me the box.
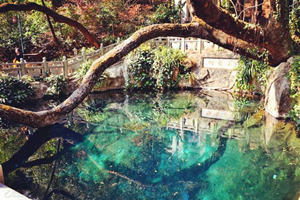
[1,90,300,200]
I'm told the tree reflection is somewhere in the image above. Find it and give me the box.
[2,91,299,200]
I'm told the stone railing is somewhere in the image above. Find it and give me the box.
[0,41,121,77]
[0,37,216,77]
[151,37,219,53]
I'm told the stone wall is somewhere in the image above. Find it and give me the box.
[87,47,240,92]
[93,61,125,92]
[179,48,239,90]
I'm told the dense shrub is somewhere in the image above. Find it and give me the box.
[289,57,300,99]
[73,59,94,81]
[153,46,188,90]
[125,47,155,90]
[151,1,183,24]
[289,57,300,129]
[0,75,35,106]
[290,1,300,55]
[235,50,270,92]
[73,59,108,90]
[125,46,189,91]
[44,75,67,98]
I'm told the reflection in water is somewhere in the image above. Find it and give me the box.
[1,90,300,200]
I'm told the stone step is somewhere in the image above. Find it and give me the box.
[0,184,30,200]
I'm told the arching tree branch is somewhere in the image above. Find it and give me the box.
[0,22,263,127]
[0,2,100,48]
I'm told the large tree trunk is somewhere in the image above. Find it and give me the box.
[187,0,291,64]
[0,2,100,48]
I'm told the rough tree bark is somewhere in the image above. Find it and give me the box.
[0,0,295,127]
[187,0,291,64]
[0,2,100,48]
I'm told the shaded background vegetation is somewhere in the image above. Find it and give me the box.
[0,0,181,62]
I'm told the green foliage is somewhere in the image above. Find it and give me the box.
[23,11,48,45]
[221,0,232,9]
[85,47,96,54]
[151,0,183,24]
[44,75,67,98]
[125,46,188,91]
[33,72,67,99]
[96,1,118,31]
[290,105,300,130]
[0,127,26,164]
[288,57,300,129]
[234,97,253,110]
[289,57,300,98]
[290,1,300,55]
[152,46,188,90]
[0,9,51,61]
[73,59,93,82]
[73,59,108,90]
[220,0,237,14]
[125,46,155,90]
[235,50,270,92]
[0,74,35,106]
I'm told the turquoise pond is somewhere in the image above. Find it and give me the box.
[1,90,300,200]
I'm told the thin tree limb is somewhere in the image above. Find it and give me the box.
[41,0,66,55]
[0,2,100,48]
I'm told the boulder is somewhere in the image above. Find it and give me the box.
[30,81,48,99]
[93,61,125,92]
[264,58,293,118]
[194,68,236,90]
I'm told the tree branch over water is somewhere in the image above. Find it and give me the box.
[0,0,294,127]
